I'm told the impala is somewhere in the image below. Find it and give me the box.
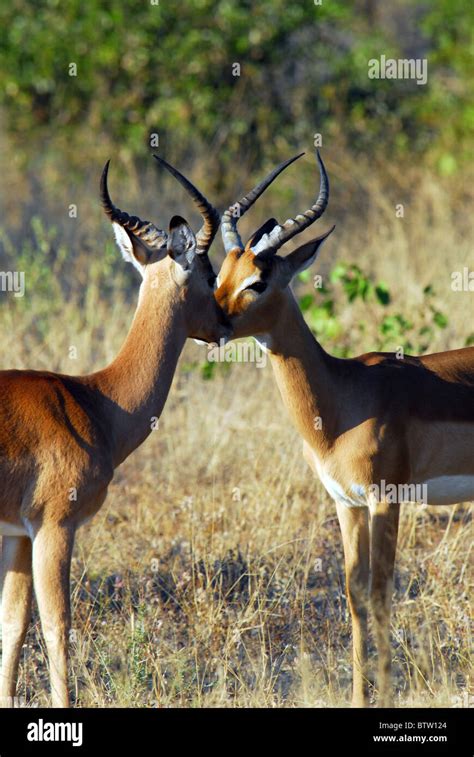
[215,151,474,707]
[0,156,230,707]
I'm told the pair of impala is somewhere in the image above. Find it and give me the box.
[0,152,473,709]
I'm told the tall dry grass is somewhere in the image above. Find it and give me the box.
[0,140,472,707]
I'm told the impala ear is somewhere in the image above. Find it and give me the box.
[100,160,168,276]
[167,215,197,270]
[281,225,335,282]
[112,223,164,270]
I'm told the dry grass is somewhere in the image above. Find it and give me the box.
[13,358,472,708]
[1,143,472,708]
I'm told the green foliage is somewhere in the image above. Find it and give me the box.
[0,218,62,338]
[0,2,468,378]
[329,263,391,305]
[0,0,346,165]
[299,263,449,357]
[0,1,471,171]
[420,0,474,171]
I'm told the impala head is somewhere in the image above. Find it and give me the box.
[100,156,231,343]
[215,151,335,339]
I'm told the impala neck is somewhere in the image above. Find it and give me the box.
[91,265,187,466]
[265,290,340,452]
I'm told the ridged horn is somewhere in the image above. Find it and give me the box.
[153,155,220,255]
[261,150,330,252]
[100,160,168,251]
[221,153,304,253]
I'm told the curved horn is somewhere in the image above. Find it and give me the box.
[221,152,304,253]
[262,150,329,252]
[153,155,220,255]
[100,160,167,251]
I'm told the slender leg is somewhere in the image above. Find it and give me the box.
[0,536,33,707]
[369,500,400,707]
[336,502,370,707]
[32,524,75,708]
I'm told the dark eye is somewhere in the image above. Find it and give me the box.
[246,281,267,294]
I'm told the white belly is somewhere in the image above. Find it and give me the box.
[0,521,28,537]
[415,475,474,506]
[308,442,474,508]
